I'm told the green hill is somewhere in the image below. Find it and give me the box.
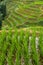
[2,1,43,29]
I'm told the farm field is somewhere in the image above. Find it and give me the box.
[0,0,43,65]
[0,27,43,65]
[2,0,43,29]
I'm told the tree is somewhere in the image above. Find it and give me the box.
[0,0,6,19]
[0,0,6,29]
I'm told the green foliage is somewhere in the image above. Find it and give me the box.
[30,31,40,65]
[0,1,6,20]
[2,0,43,29]
[0,29,43,65]
[39,31,43,57]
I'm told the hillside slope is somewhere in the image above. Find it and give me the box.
[2,1,43,29]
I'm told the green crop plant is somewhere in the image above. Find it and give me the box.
[0,30,6,51]
[16,45,21,65]
[38,30,43,65]
[0,28,43,65]
[19,30,24,53]
[30,31,40,65]
[39,30,43,57]
[6,30,14,65]
[0,30,7,65]
[23,31,30,65]
[15,30,21,65]
[18,30,25,65]
[0,29,12,65]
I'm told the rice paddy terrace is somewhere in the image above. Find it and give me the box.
[0,1,43,65]
[2,1,43,29]
[0,28,43,65]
